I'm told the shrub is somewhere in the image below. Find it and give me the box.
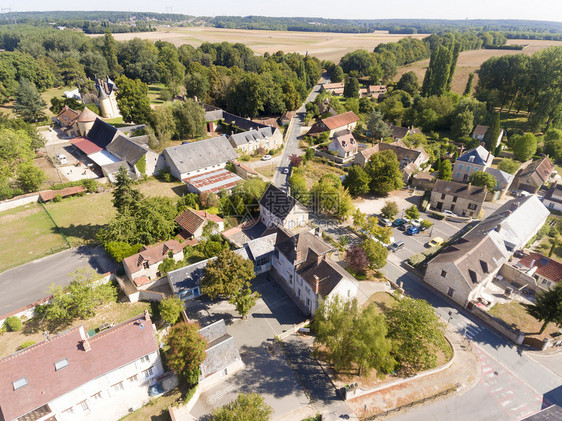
[409,253,426,266]
[81,179,98,193]
[52,194,63,202]
[4,316,22,332]
[268,149,275,155]
[18,340,36,350]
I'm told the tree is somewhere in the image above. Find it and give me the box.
[171,99,205,139]
[159,296,185,325]
[451,108,474,139]
[497,158,520,174]
[544,129,562,163]
[469,171,496,191]
[463,72,475,96]
[230,287,260,320]
[42,269,117,327]
[102,31,123,78]
[362,238,388,269]
[437,159,452,181]
[104,241,143,263]
[512,133,538,162]
[381,201,399,220]
[422,46,453,97]
[112,167,144,213]
[309,174,353,220]
[364,150,403,195]
[289,173,309,205]
[344,76,359,99]
[484,112,501,151]
[313,297,395,376]
[165,322,207,384]
[14,79,46,122]
[211,393,273,421]
[202,249,255,300]
[367,110,391,140]
[115,75,153,125]
[524,284,562,334]
[346,245,369,273]
[16,163,45,192]
[289,154,303,167]
[386,296,448,374]
[405,205,420,221]
[343,165,371,197]
[396,71,419,97]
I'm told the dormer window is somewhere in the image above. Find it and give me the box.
[468,156,475,162]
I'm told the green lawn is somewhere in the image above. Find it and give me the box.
[136,178,186,199]
[500,111,529,132]
[0,203,66,272]
[363,291,397,313]
[488,301,558,338]
[41,86,73,116]
[148,83,167,105]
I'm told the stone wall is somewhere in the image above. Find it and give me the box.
[498,263,539,292]
[470,304,525,345]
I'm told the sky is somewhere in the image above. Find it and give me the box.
[3,0,562,22]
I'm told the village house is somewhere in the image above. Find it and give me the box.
[280,111,294,126]
[430,179,487,218]
[54,106,80,138]
[122,240,184,285]
[472,124,504,149]
[359,84,387,99]
[542,181,562,212]
[259,184,309,230]
[271,228,358,315]
[424,195,549,307]
[484,167,515,200]
[516,252,562,291]
[512,156,555,194]
[384,123,422,140]
[0,312,164,421]
[321,82,345,95]
[328,129,358,159]
[228,126,283,155]
[452,145,494,183]
[175,209,225,241]
[307,111,360,138]
[103,134,160,181]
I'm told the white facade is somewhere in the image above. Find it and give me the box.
[259,204,309,231]
[124,250,184,282]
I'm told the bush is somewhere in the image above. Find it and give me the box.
[52,194,63,202]
[159,296,185,325]
[409,253,426,266]
[18,340,36,350]
[4,316,22,332]
[81,179,98,193]
[157,167,175,182]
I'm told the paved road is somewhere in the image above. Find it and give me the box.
[273,80,324,189]
[381,261,562,420]
[0,246,118,316]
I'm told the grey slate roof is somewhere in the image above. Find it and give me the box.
[87,118,118,149]
[456,145,493,165]
[433,179,487,201]
[485,167,514,187]
[275,230,333,265]
[522,405,562,421]
[229,127,275,148]
[164,136,238,175]
[259,184,303,221]
[198,319,242,380]
[101,161,137,182]
[106,134,147,165]
[243,233,277,261]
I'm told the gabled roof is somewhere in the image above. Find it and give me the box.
[332,129,357,152]
[106,134,148,165]
[76,107,98,123]
[518,252,562,284]
[164,136,238,175]
[55,106,80,127]
[456,145,493,166]
[518,157,554,183]
[485,167,515,186]
[472,125,489,137]
[70,137,103,155]
[86,118,118,149]
[275,230,333,265]
[297,250,352,297]
[122,240,183,275]
[183,168,242,194]
[544,181,562,204]
[39,185,86,202]
[259,184,304,221]
[280,111,294,121]
[321,111,360,130]
[175,209,224,238]
[198,320,241,380]
[243,233,277,261]
[0,313,157,421]
[432,179,487,202]
[229,127,275,148]
[323,82,345,90]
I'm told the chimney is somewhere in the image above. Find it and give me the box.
[144,309,151,322]
[81,339,91,352]
[313,275,320,294]
[487,150,491,163]
[468,182,471,189]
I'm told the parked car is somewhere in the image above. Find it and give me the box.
[514,249,526,258]
[379,218,392,227]
[410,218,422,228]
[392,218,406,227]
[427,237,444,248]
[261,155,272,161]
[398,223,412,232]
[282,168,290,174]
[443,210,454,216]
[406,226,420,235]
[388,241,405,252]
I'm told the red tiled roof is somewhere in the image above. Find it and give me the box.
[133,276,151,287]
[122,240,183,275]
[518,252,562,283]
[39,185,86,202]
[55,106,80,127]
[321,111,360,131]
[232,160,258,175]
[280,112,294,121]
[473,125,489,137]
[175,209,224,238]
[0,314,158,421]
[323,82,345,90]
[183,169,242,194]
[70,137,102,155]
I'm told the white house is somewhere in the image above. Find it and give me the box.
[228,127,283,155]
[272,228,358,315]
[543,181,562,212]
[328,129,358,159]
[259,184,309,230]
[123,240,184,285]
[0,312,164,421]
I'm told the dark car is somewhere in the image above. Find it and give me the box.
[398,223,412,232]
[406,226,420,235]
[514,249,526,258]
[392,218,406,227]
[388,241,405,252]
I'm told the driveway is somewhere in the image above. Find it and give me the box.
[0,245,119,317]
[186,274,313,420]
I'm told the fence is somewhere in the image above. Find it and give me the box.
[0,193,40,212]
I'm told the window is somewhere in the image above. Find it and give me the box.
[54,358,69,371]
[306,298,311,307]
[305,285,311,294]
[128,374,139,383]
[143,261,149,269]
[12,377,28,391]
[542,279,550,286]
[452,196,457,203]
[79,401,89,412]
[456,172,461,179]
[297,289,301,298]
[458,164,463,170]
[466,166,471,172]
[468,203,477,210]
[62,407,74,415]
[447,287,455,297]
[111,382,124,392]
[143,367,154,378]
[441,193,446,200]
[450,205,455,212]
[441,270,447,278]
[91,392,103,401]
[140,355,150,363]
[17,404,51,421]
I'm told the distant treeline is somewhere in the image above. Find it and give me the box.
[0,12,561,39]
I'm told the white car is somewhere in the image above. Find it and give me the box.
[261,155,272,161]
[442,210,454,216]
[282,168,290,174]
